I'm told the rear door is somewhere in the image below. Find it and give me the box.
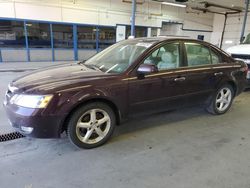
[181,42,222,105]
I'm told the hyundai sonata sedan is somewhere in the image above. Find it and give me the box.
[4,37,248,149]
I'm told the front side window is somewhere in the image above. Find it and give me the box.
[85,40,154,73]
[143,43,180,71]
[185,43,211,67]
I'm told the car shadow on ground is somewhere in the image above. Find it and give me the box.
[112,106,207,139]
[2,105,208,153]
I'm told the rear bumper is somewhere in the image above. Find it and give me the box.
[4,103,65,138]
[246,79,250,88]
[247,69,250,88]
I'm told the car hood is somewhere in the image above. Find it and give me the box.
[226,44,250,55]
[11,63,114,93]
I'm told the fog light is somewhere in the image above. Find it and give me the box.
[21,126,33,134]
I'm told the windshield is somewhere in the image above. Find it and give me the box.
[243,33,250,44]
[84,40,154,73]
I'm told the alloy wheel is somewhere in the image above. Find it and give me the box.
[215,87,232,112]
[75,108,111,144]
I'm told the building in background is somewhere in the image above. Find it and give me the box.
[0,0,215,62]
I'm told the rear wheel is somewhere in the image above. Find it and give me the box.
[206,84,234,115]
[67,102,116,149]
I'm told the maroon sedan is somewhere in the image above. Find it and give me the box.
[4,37,248,149]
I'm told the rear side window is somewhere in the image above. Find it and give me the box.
[185,43,212,67]
[211,50,220,64]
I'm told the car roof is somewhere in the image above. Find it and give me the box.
[129,36,204,44]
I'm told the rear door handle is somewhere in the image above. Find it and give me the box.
[214,72,223,76]
[174,77,186,82]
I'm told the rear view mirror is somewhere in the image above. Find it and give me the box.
[137,64,158,75]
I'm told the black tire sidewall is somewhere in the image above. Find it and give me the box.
[67,102,116,149]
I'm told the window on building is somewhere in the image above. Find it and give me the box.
[77,26,96,49]
[0,20,25,48]
[126,26,147,38]
[52,24,73,48]
[151,28,158,37]
[26,22,51,48]
[197,35,204,41]
[98,27,116,50]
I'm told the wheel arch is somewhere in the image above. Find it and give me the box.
[60,98,121,135]
[225,80,237,96]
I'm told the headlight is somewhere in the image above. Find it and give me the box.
[10,94,53,108]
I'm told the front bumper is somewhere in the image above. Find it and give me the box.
[4,103,64,138]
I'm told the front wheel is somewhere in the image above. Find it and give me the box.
[67,102,116,149]
[206,84,234,115]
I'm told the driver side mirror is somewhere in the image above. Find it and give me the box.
[137,64,158,76]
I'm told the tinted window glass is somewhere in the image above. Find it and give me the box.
[185,43,211,66]
[26,22,51,48]
[211,50,220,64]
[53,24,73,48]
[144,43,180,71]
[0,20,25,48]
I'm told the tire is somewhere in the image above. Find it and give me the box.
[67,102,116,149]
[206,84,235,115]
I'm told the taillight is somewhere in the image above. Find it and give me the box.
[244,65,248,74]
[245,64,250,79]
[241,63,248,75]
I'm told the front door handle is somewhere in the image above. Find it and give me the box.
[214,72,223,76]
[174,77,186,82]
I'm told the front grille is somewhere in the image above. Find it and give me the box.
[232,54,250,60]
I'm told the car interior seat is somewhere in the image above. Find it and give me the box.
[157,52,176,70]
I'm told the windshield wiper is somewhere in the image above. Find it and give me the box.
[77,60,86,65]
[84,64,102,72]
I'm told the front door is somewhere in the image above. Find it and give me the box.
[128,42,187,117]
